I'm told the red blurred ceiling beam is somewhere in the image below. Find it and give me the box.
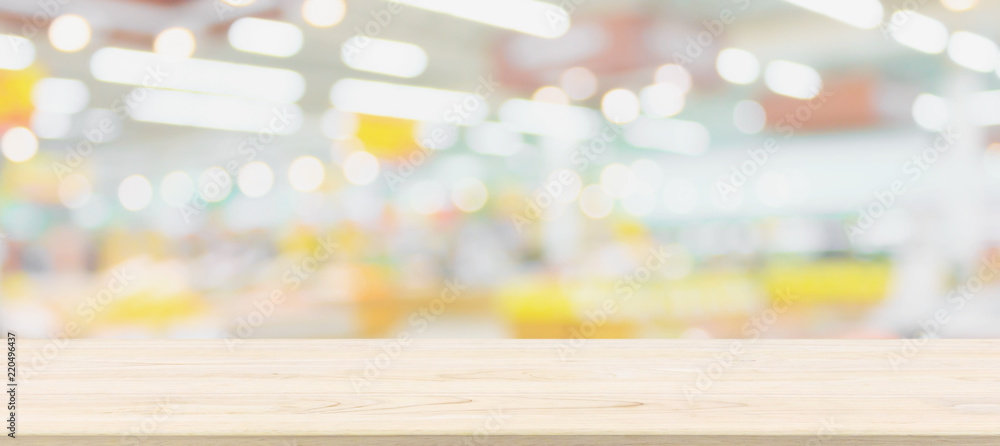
[761,75,881,133]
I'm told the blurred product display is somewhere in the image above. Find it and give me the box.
[2,0,1000,340]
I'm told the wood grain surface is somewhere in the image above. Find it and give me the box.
[12,339,1000,445]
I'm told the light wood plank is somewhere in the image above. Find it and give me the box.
[12,340,1000,445]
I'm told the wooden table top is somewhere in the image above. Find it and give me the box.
[13,339,1000,445]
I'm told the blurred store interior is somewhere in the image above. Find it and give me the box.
[2,0,1000,339]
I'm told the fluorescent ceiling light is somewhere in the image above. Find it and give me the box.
[0,35,35,70]
[639,84,684,118]
[941,0,978,11]
[31,78,90,113]
[765,60,822,99]
[911,93,949,131]
[90,47,305,103]
[464,122,525,156]
[393,0,570,38]
[128,89,302,134]
[783,0,884,29]
[716,48,760,85]
[889,11,948,54]
[31,111,73,139]
[625,116,709,155]
[228,18,303,58]
[341,38,428,78]
[499,99,601,139]
[948,31,999,73]
[330,78,487,125]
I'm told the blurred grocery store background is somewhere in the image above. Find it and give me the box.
[2,0,1000,340]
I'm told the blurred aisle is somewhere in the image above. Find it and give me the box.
[2,0,1000,340]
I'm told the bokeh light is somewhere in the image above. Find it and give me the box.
[451,177,489,212]
[911,93,949,131]
[408,180,446,215]
[49,15,91,52]
[321,109,360,140]
[289,156,326,192]
[118,175,153,211]
[600,163,635,199]
[237,161,275,198]
[31,78,89,113]
[941,0,978,11]
[198,167,233,203]
[154,27,197,58]
[579,185,614,219]
[765,60,822,99]
[532,86,570,105]
[302,0,346,27]
[733,100,767,134]
[1,127,39,163]
[654,64,692,93]
[640,83,685,118]
[716,48,760,85]
[559,67,598,100]
[6,0,1000,344]
[343,151,379,185]
[601,89,640,124]
[58,174,92,209]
